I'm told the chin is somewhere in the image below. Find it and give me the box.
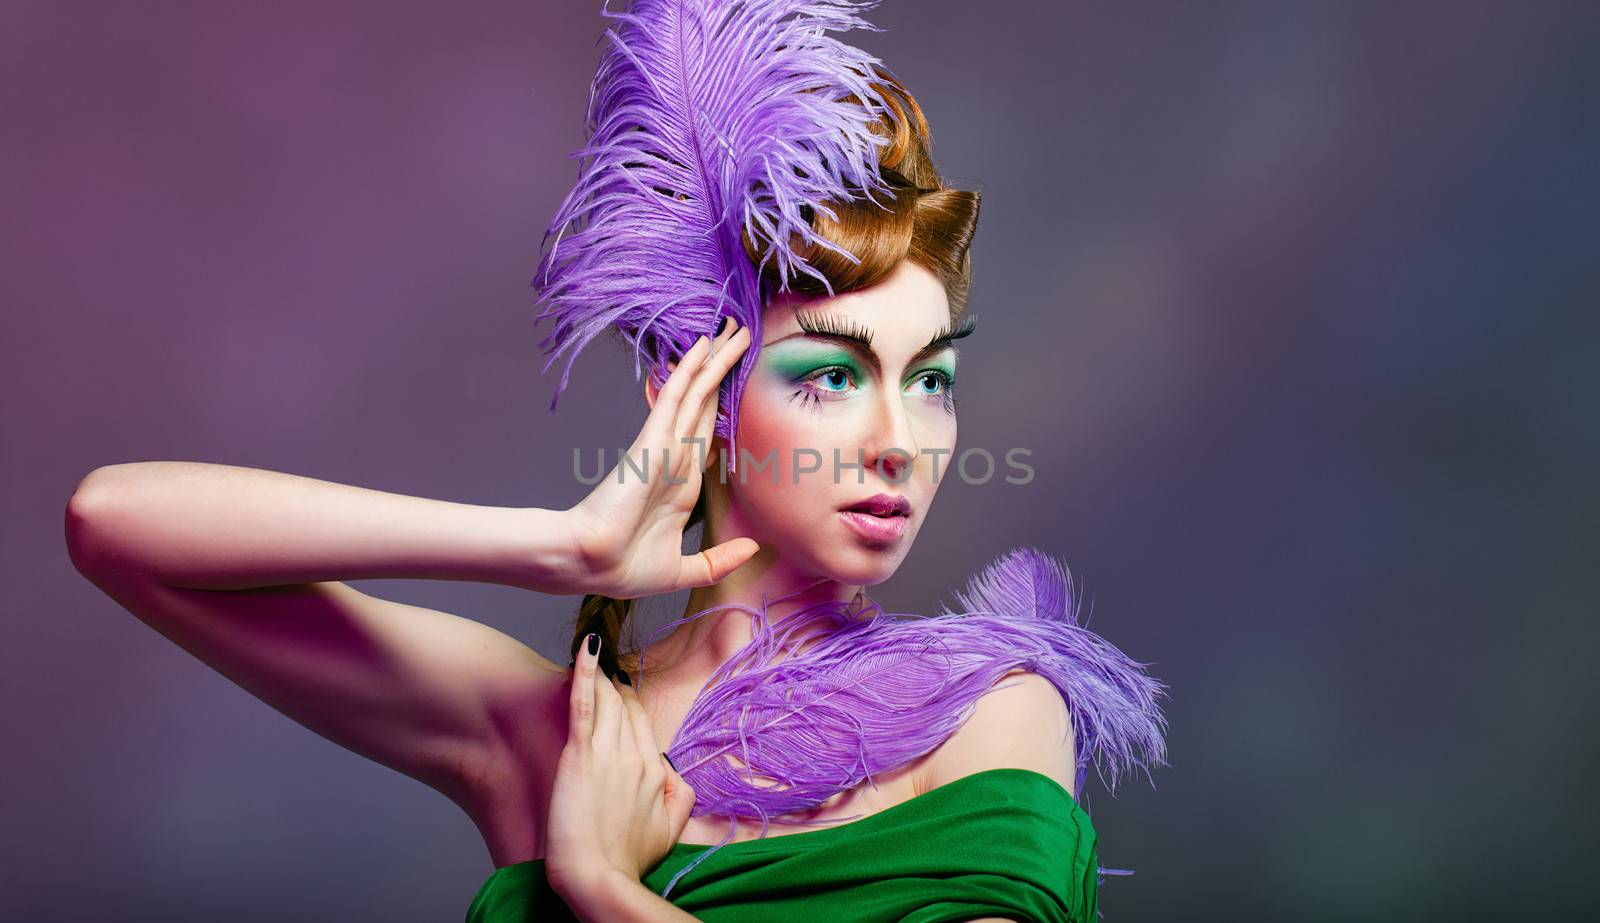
[809,537,914,587]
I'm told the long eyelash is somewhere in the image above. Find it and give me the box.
[911,369,959,414]
[795,309,875,346]
[788,388,824,411]
[928,314,978,356]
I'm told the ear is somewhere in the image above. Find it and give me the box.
[643,362,675,411]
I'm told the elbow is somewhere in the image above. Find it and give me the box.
[65,466,128,578]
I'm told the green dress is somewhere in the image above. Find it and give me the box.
[465,767,1099,923]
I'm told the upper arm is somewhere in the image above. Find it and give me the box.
[922,668,1078,799]
[73,563,566,804]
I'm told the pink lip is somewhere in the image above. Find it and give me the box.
[839,509,909,543]
[839,493,913,517]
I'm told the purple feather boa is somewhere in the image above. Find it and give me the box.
[641,546,1170,898]
[532,0,898,468]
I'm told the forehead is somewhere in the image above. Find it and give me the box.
[761,260,950,347]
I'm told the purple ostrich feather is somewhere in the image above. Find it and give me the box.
[531,0,898,469]
[640,546,1170,898]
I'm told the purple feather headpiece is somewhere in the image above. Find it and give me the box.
[532,0,898,467]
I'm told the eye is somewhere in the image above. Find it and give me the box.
[789,365,857,410]
[815,368,853,392]
[909,370,958,413]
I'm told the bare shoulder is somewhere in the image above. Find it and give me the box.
[920,668,1078,800]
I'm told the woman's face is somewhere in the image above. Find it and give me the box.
[718,259,964,586]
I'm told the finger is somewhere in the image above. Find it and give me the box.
[567,632,599,749]
[605,676,633,753]
[688,340,720,447]
[665,323,742,483]
[676,537,761,589]
[641,339,710,457]
[708,313,738,352]
[674,323,749,442]
[591,639,624,750]
[674,388,717,483]
[691,353,722,451]
[639,336,719,481]
[661,752,697,841]
[688,320,739,443]
[616,681,663,788]
[644,335,712,438]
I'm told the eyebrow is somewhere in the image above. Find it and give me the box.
[773,309,977,370]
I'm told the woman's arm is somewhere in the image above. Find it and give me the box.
[66,461,582,593]
[62,462,585,813]
[68,319,754,599]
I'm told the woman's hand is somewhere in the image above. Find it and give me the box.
[545,633,698,900]
[564,318,759,600]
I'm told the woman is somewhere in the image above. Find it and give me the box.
[65,2,1165,920]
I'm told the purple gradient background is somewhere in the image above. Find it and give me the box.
[5,1,1596,920]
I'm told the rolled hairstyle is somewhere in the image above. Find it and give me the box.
[567,70,982,677]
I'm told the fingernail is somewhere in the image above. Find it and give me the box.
[662,752,678,773]
[586,633,599,656]
[617,670,632,686]
[716,316,729,336]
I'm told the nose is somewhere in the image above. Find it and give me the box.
[863,390,920,483]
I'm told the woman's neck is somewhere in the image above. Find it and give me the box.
[632,551,869,694]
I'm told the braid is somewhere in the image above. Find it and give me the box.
[570,593,633,679]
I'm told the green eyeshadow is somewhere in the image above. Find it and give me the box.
[763,343,861,381]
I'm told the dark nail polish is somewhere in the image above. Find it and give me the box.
[662,752,678,773]
[586,632,599,656]
[716,316,729,336]
[617,670,632,687]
